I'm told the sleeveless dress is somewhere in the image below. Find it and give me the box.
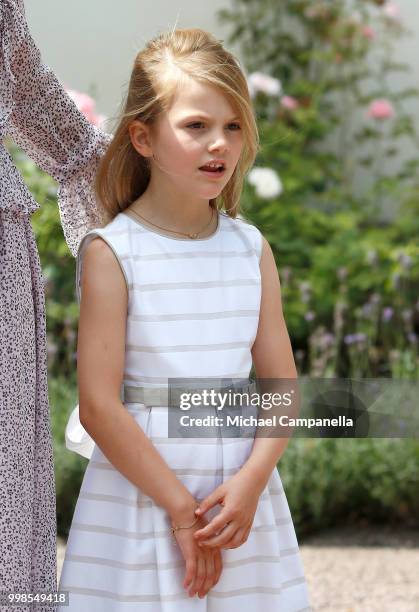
[58,209,311,612]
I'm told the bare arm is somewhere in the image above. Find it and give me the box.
[77,238,197,525]
[1,0,110,255]
[243,235,298,490]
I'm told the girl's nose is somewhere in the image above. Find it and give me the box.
[208,136,229,154]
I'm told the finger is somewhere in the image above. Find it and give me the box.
[183,557,196,590]
[189,554,206,597]
[224,525,247,549]
[244,523,252,542]
[194,511,231,540]
[200,522,238,549]
[198,551,215,598]
[195,488,224,516]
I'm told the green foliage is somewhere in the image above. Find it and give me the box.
[280,438,419,536]
[219,0,419,377]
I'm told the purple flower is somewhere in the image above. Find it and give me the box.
[361,303,374,318]
[382,307,394,322]
[319,332,335,348]
[344,332,367,345]
[305,311,315,322]
[355,332,367,343]
[407,332,418,345]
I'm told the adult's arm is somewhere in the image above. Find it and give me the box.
[0,0,111,256]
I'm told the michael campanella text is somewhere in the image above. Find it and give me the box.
[179,415,354,428]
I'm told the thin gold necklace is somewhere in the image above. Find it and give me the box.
[129,205,215,239]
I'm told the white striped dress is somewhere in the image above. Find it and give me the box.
[58,209,311,611]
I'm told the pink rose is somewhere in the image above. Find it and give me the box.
[383,2,401,20]
[367,99,395,120]
[90,113,107,128]
[66,88,106,127]
[281,95,299,111]
[361,25,376,40]
[67,89,95,119]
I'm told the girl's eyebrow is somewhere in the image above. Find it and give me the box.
[180,113,240,122]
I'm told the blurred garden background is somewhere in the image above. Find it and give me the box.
[10,0,419,543]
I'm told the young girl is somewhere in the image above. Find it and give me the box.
[59,28,311,611]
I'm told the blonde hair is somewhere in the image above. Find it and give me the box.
[96,28,259,223]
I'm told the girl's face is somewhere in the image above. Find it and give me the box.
[138,79,244,202]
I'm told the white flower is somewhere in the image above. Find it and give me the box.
[383,2,401,20]
[247,167,283,199]
[247,72,282,98]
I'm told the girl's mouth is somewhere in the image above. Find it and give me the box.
[198,164,226,178]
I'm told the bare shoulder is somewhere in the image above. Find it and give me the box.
[83,235,117,264]
[260,235,273,259]
[77,236,128,411]
[81,236,128,303]
[259,235,281,286]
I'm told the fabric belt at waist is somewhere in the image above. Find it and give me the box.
[121,380,257,407]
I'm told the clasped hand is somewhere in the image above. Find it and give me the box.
[193,470,261,550]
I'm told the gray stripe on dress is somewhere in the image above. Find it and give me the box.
[126,341,251,353]
[127,249,257,261]
[72,519,288,541]
[64,551,297,571]
[149,436,251,444]
[58,585,175,603]
[123,371,250,384]
[60,581,306,601]
[130,278,259,292]
[78,489,283,509]
[89,461,243,477]
[79,492,153,508]
[129,309,258,322]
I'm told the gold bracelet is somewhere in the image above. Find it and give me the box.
[170,505,200,536]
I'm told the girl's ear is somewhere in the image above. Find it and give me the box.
[129,120,153,159]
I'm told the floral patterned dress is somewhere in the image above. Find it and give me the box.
[0,1,109,610]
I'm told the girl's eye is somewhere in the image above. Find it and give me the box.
[186,122,241,130]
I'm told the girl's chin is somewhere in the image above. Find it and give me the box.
[198,185,225,198]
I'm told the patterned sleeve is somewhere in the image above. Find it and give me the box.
[0,0,112,256]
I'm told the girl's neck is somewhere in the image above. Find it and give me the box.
[128,188,215,235]
[127,194,218,238]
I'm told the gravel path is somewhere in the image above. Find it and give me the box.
[57,527,419,611]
